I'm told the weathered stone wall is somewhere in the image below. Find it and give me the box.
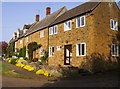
[48,13,95,67]
[92,2,120,62]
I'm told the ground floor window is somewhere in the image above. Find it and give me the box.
[111,44,119,57]
[76,43,86,56]
[49,47,54,57]
[40,47,44,56]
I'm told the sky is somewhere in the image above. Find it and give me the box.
[1,0,120,43]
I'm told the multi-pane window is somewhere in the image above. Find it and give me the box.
[76,43,86,56]
[26,37,28,42]
[111,44,119,57]
[26,50,28,58]
[57,46,62,51]
[49,47,54,57]
[110,19,118,30]
[49,25,58,35]
[64,20,72,31]
[76,16,85,28]
[15,42,17,52]
[40,30,44,38]
[40,47,44,56]
[20,39,22,44]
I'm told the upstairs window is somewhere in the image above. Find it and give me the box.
[64,20,72,31]
[20,39,22,44]
[49,25,58,35]
[76,16,85,28]
[40,47,44,56]
[110,19,118,30]
[76,43,86,56]
[49,47,54,57]
[26,37,28,42]
[40,30,44,38]
[111,44,119,57]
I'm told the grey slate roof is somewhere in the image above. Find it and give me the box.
[50,1,101,26]
[25,6,67,36]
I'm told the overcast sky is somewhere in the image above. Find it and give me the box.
[1,0,120,43]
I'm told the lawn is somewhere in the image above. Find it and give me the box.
[0,61,12,74]
[1,61,30,79]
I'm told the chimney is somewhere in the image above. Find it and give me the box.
[36,14,39,22]
[46,7,51,16]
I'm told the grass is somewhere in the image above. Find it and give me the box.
[0,61,13,75]
[1,61,35,80]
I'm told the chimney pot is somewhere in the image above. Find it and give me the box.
[46,7,51,16]
[36,14,39,22]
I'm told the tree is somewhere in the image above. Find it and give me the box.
[0,41,8,55]
[6,42,15,57]
[27,42,41,61]
[18,46,26,58]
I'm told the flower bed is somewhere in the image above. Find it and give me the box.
[6,57,51,77]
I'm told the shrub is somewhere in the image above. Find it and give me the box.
[27,42,41,61]
[10,58,17,65]
[6,42,15,57]
[36,69,44,75]
[41,51,48,62]
[79,53,119,74]
[32,58,38,62]
[18,46,26,58]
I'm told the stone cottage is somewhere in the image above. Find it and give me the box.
[11,0,120,67]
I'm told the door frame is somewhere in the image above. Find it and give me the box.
[64,44,72,65]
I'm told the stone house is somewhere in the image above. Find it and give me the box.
[11,1,120,67]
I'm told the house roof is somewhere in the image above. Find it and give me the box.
[50,1,101,26]
[25,6,67,37]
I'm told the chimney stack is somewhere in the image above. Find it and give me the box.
[36,14,39,22]
[46,7,51,16]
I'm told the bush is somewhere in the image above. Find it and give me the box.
[41,51,48,62]
[7,58,17,65]
[79,53,119,74]
[32,58,38,62]
[18,46,26,58]
[27,42,41,61]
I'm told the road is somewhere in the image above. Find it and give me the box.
[1,71,119,88]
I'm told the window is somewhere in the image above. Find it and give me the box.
[57,46,62,51]
[15,42,17,52]
[76,16,85,28]
[49,47,54,57]
[76,43,86,56]
[40,30,44,38]
[26,37,28,42]
[111,44,119,57]
[26,50,28,58]
[64,20,72,31]
[49,25,58,35]
[20,39,22,44]
[110,19,118,30]
[40,48,44,56]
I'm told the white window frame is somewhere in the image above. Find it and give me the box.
[76,16,85,28]
[49,47,54,57]
[64,20,72,31]
[76,42,86,56]
[20,39,22,44]
[40,30,44,38]
[49,25,58,35]
[15,42,17,52]
[57,46,62,51]
[40,47,44,56]
[110,19,118,30]
[26,37,28,42]
[111,44,119,57]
